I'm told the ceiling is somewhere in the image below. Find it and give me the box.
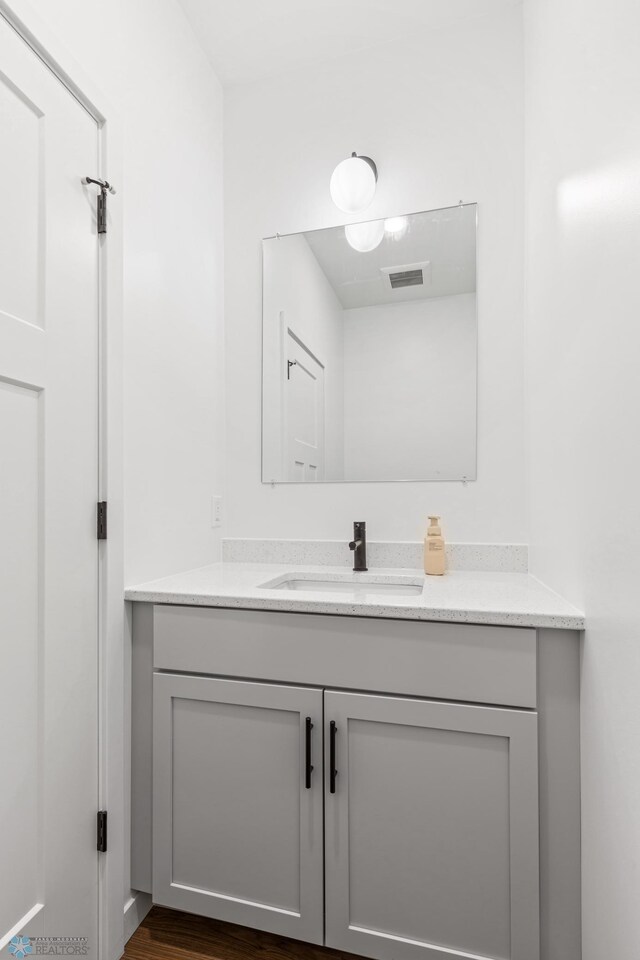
[303,204,477,309]
[176,0,522,86]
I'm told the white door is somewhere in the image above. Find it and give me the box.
[0,14,100,957]
[284,331,324,481]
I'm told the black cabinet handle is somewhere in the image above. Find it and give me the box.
[329,720,338,794]
[305,717,314,789]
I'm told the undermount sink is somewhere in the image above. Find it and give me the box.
[260,574,424,598]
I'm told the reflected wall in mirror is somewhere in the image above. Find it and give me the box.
[262,203,477,483]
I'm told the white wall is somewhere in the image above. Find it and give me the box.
[28,0,225,585]
[224,6,525,543]
[262,234,344,481]
[524,0,640,955]
[343,294,476,481]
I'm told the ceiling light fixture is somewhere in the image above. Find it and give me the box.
[384,216,409,239]
[345,219,385,253]
[330,152,378,213]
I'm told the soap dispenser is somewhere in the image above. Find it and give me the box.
[424,516,446,576]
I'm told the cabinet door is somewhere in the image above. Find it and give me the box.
[153,674,324,943]
[325,691,540,960]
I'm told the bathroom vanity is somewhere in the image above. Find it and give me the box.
[127,563,584,960]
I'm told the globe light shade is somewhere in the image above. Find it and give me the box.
[345,219,385,253]
[330,154,377,213]
[384,216,409,239]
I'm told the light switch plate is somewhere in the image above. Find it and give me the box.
[211,495,222,528]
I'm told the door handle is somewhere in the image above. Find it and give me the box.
[329,720,338,794]
[305,716,314,789]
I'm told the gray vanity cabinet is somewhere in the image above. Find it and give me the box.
[152,673,324,943]
[323,690,540,960]
[133,605,582,960]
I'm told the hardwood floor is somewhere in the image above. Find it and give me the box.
[124,907,367,960]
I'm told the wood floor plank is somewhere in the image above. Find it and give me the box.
[124,907,367,960]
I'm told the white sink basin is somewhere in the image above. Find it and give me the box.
[261,574,424,598]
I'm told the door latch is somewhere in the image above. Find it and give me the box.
[82,177,116,235]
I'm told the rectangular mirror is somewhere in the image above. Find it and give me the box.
[262,203,477,483]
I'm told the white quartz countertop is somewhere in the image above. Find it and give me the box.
[124,562,585,630]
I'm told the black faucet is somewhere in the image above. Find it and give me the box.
[349,521,368,572]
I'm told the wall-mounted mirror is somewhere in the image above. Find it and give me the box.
[262,203,477,483]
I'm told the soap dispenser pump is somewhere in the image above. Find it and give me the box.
[424,516,446,576]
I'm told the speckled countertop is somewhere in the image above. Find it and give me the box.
[125,562,585,630]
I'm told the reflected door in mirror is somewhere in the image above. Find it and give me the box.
[285,331,324,481]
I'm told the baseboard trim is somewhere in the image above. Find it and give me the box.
[124,892,152,945]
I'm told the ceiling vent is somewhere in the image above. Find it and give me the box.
[380,261,431,291]
[389,268,423,289]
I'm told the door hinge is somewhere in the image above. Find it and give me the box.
[82,177,116,235]
[97,811,107,853]
[97,501,107,540]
